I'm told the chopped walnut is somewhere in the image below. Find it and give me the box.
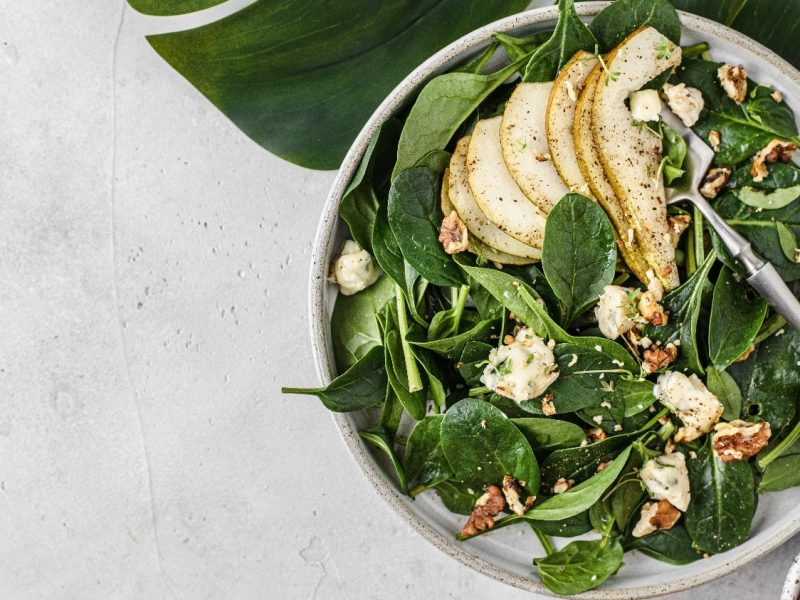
[700,167,732,199]
[439,211,469,255]
[541,393,556,416]
[667,215,691,249]
[632,500,682,538]
[523,495,536,511]
[502,476,526,516]
[460,485,506,537]
[708,130,721,153]
[534,153,550,162]
[587,427,607,443]
[643,342,679,374]
[552,478,573,494]
[712,420,771,463]
[638,291,668,326]
[751,140,798,182]
[735,343,756,363]
[772,90,784,103]
[718,64,748,103]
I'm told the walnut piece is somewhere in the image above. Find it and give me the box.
[439,211,469,255]
[643,343,679,374]
[541,393,556,416]
[708,130,721,153]
[638,291,668,326]
[700,167,732,199]
[712,420,772,463]
[502,476,526,516]
[751,140,798,182]
[735,343,756,363]
[718,64,748,103]
[587,427,607,443]
[632,500,682,538]
[667,215,691,248]
[552,478,573,494]
[460,485,506,537]
[772,90,784,103]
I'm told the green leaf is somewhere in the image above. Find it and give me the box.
[759,454,800,492]
[589,0,681,51]
[708,266,768,367]
[737,185,800,210]
[434,481,478,515]
[493,32,550,63]
[532,511,593,537]
[731,161,800,191]
[393,55,532,178]
[620,378,658,417]
[541,434,635,488]
[511,418,587,452]
[644,250,717,374]
[457,341,493,386]
[359,427,408,492]
[777,221,800,263]
[441,399,539,495]
[536,537,624,596]
[660,122,688,185]
[409,319,498,360]
[387,167,464,287]
[542,194,617,325]
[330,275,396,372]
[610,451,646,533]
[146,1,530,169]
[706,366,743,421]
[522,0,598,83]
[625,524,703,565]
[282,346,387,412]
[128,0,224,16]
[383,302,427,421]
[685,440,756,554]
[404,416,452,487]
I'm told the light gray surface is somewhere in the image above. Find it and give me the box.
[1,1,797,598]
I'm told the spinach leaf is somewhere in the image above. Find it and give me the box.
[590,0,681,51]
[283,345,387,412]
[359,427,408,492]
[522,0,598,83]
[625,524,702,565]
[660,121,688,185]
[708,266,768,367]
[759,455,800,492]
[413,150,451,176]
[457,341,493,386]
[340,119,402,252]
[330,275,396,372]
[387,167,464,287]
[620,378,658,417]
[409,319,498,360]
[541,434,635,488]
[527,445,633,521]
[404,416,452,487]
[454,43,500,75]
[706,366,743,421]
[493,31,550,63]
[643,250,717,374]
[441,399,539,495]
[737,185,800,210]
[536,537,624,596]
[610,451,646,533]
[532,511,593,537]
[542,194,617,325]
[435,481,479,515]
[727,327,800,433]
[730,161,800,191]
[393,55,532,177]
[777,221,800,263]
[384,301,427,420]
[685,441,756,554]
[380,389,404,437]
[427,286,470,340]
[410,346,448,411]
[511,418,587,452]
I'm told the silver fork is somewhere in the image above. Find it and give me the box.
[661,108,800,333]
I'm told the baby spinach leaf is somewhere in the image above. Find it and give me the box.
[404,416,452,487]
[542,194,617,325]
[380,389,404,437]
[706,366,743,421]
[777,221,800,263]
[522,0,598,83]
[727,327,800,434]
[393,54,532,178]
[541,434,636,488]
[387,167,464,287]
[625,524,702,565]
[441,399,539,495]
[457,341,493,386]
[427,286,470,341]
[527,445,633,521]
[454,43,500,75]
[643,250,717,374]
[737,185,800,210]
[384,302,427,421]
[620,378,658,417]
[128,0,224,16]
[409,319,498,360]
[536,537,624,596]
[434,481,479,515]
[410,346,448,411]
[685,440,756,554]
[283,346,387,412]
[590,0,681,52]
[511,418,587,452]
[413,150,451,176]
[331,275,396,372]
[660,121,688,185]
[610,451,646,533]
[759,454,800,492]
[493,31,550,63]
[533,511,593,538]
[359,427,408,492]
[708,266,768,368]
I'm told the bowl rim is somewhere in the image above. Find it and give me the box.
[308,3,800,597]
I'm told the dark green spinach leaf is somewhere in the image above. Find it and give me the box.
[511,418,587,452]
[359,427,408,492]
[409,319,498,360]
[626,524,702,565]
[536,537,624,595]
[706,366,743,421]
[589,0,680,51]
[404,416,452,487]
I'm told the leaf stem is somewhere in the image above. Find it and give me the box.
[681,42,710,59]
[532,526,555,556]
[693,205,705,267]
[409,483,432,498]
[686,220,698,277]
[468,386,491,397]
[641,407,670,431]
[758,418,800,469]
[396,284,424,393]
[451,284,470,333]
[754,314,787,344]
[281,386,319,395]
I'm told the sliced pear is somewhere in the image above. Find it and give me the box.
[547,51,598,198]
[441,165,536,266]
[592,26,682,290]
[574,65,652,283]
[448,136,540,260]
[500,82,569,214]
[467,116,547,249]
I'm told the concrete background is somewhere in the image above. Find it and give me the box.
[1,0,798,598]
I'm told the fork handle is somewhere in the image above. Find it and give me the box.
[690,193,800,333]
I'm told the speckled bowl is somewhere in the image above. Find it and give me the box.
[309,3,800,597]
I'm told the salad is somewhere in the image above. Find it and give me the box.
[284,0,800,594]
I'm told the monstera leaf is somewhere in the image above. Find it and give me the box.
[135,0,800,170]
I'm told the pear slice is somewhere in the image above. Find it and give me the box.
[441,165,536,266]
[546,50,598,198]
[592,26,682,290]
[447,136,540,260]
[500,82,569,214]
[574,65,652,283]
[467,116,547,249]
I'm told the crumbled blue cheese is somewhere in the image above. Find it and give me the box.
[328,240,381,296]
[653,371,723,442]
[630,89,662,122]
[662,83,705,127]
[480,328,558,403]
[595,285,637,340]
[639,452,691,511]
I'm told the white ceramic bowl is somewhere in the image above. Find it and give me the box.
[309,3,800,597]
